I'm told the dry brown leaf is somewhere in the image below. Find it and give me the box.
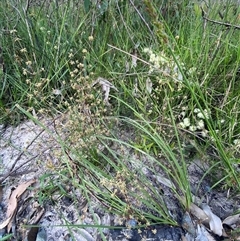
[7,179,36,216]
[6,191,17,219]
[13,179,36,198]
[0,179,36,232]
[7,211,16,234]
[91,77,118,105]
[131,51,137,68]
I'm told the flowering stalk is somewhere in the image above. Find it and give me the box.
[143,0,168,45]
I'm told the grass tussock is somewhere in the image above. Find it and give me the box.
[1,0,240,236]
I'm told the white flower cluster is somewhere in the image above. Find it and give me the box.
[193,108,210,119]
[233,139,240,147]
[143,48,183,81]
[179,108,210,137]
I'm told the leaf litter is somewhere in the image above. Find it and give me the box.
[0,179,36,232]
[0,118,240,240]
[202,204,223,236]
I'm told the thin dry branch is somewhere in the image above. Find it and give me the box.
[0,116,62,183]
[201,7,240,30]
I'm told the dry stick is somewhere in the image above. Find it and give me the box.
[4,169,38,177]
[201,7,240,30]
[7,128,46,174]
[108,44,150,66]
[0,116,61,183]
[0,153,39,183]
[0,144,60,183]
[129,0,154,37]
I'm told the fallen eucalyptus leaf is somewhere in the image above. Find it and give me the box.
[0,179,36,232]
[153,174,176,189]
[202,204,223,236]
[196,224,216,241]
[0,216,14,232]
[223,213,240,228]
